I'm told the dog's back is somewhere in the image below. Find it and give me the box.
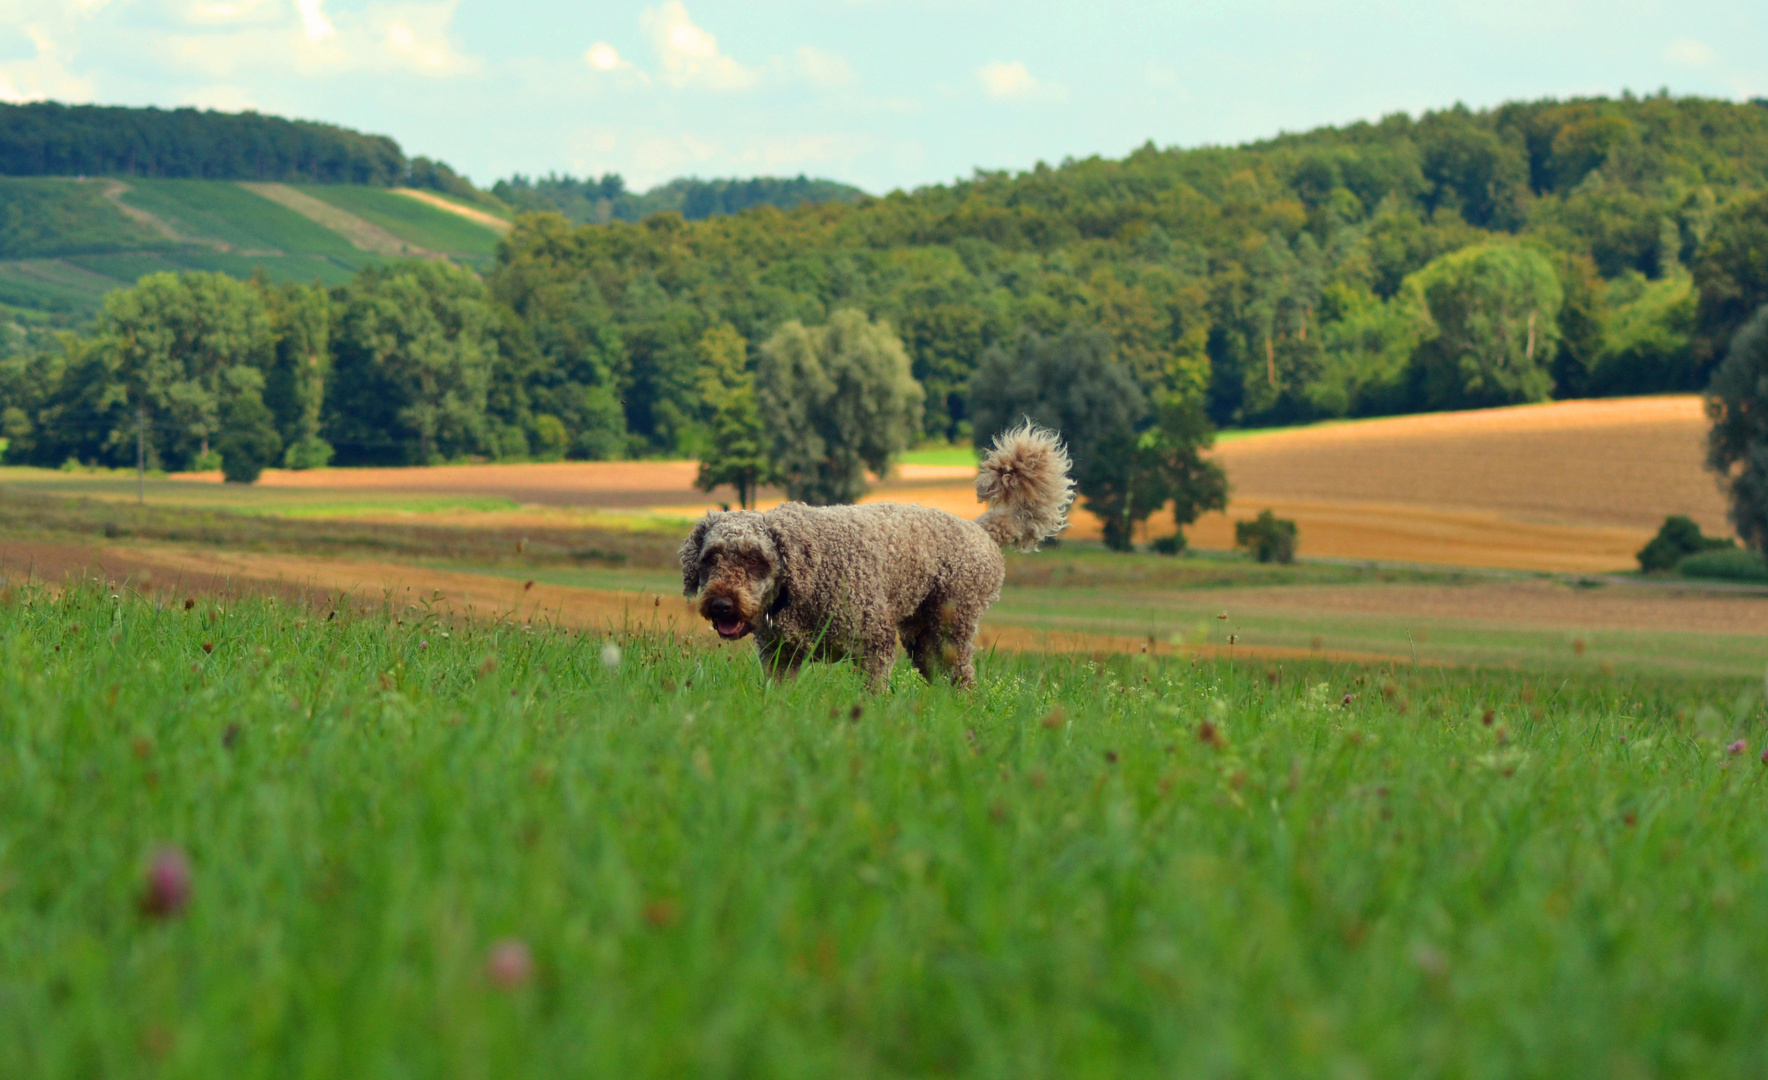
[761,501,1003,622]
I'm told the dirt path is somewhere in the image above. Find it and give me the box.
[392,188,512,234]
[1194,579,1767,636]
[237,182,442,260]
[94,180,185,243]
[4,539,1761,671]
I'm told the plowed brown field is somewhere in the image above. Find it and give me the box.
[145,395,1727,572]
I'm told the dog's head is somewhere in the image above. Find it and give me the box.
[678,511,781,640]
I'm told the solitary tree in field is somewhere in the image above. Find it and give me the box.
[1073,398,1229,552]
[1141,397,1230,552]
[757,310,923,505]
[262,281,334,470]
[969,327,1146,478]
[971,327,1224,551]
[215,367,282,484]
[692,323,772,509]
[1707,304,1768,552]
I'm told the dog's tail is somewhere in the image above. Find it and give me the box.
[975,422,1074,553]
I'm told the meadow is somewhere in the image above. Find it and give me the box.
[1,580,1765,1077]
[0,177,503,318]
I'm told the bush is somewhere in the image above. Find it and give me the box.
[1235,509,1298,564]
[1637,515,1734,572]
[282,436,333,471]
[216,393,282,485]
[1151,534,1185,556]
[1677,547,1768,583]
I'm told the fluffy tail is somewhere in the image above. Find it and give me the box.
[975,422,1074,552]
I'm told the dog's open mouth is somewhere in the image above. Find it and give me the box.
[713,617,751,639]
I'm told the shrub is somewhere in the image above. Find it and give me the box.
[1637,514,1734,572]
[1151,534,1185,556]
[1676,547,1768,583]
[1235,509,1298,564]
[216,391,281,485]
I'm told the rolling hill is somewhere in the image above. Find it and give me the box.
[0,176,505,317]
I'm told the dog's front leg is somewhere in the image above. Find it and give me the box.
[858,624,899,693]
[757,631,804,684]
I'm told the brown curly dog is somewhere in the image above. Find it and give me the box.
[679,424,1074,690]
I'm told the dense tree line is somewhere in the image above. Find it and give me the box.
[0,102,484,197]
[6,93,1768,549]
[492,173,866,224]
[480,93,1768,455]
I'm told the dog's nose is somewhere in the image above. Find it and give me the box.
[707,596,735,619]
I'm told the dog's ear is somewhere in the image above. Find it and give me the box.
[678,513,718,596]
[759,512,800,591]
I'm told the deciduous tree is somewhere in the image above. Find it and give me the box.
[757,310,923,505]
[1707,304,1768,552]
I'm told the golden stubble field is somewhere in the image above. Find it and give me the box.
[162,394,1726,574]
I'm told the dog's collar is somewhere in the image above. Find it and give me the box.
[764,583,790,624]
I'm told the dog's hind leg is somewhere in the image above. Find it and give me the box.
[858,620,900,693]
[943,601,986,690]
[899,610,941,685]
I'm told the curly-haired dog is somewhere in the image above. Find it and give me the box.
[679,424,1074,690]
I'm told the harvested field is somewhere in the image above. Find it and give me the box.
[1211,396,1727,532]
[392,188,513,233]
[10,395,1731,572]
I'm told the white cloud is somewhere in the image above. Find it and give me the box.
[977,59,1063,102]
[294,0,335,42]
[372,2,475,75]
[641,1,758,91]
[187,0,273,24]
[585,42,624,70]
[0,23,96,103]
[794,45,855,88]
[160,0,476,79]
[1666,38,1714,67]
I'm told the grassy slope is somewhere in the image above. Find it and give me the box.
[0,584,1763,1077]
[0,178,161,258]
[296,184,502,257]
[0,179,489,317]
[113,180,360,257]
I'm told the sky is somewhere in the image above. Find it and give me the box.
[1,0,1764,194]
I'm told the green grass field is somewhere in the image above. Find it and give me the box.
[1,582,1764,1076]
[116,180,363,257]
[901,446,981,467]
[0,178,496,317]
[297,185,502,257]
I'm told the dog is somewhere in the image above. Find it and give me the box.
[679,423,1074,690]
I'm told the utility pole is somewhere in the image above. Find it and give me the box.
[136,405,145,505]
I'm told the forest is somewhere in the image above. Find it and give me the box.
[0,101,412,186]
[492,173,867,224]
[4,93,1768,501]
